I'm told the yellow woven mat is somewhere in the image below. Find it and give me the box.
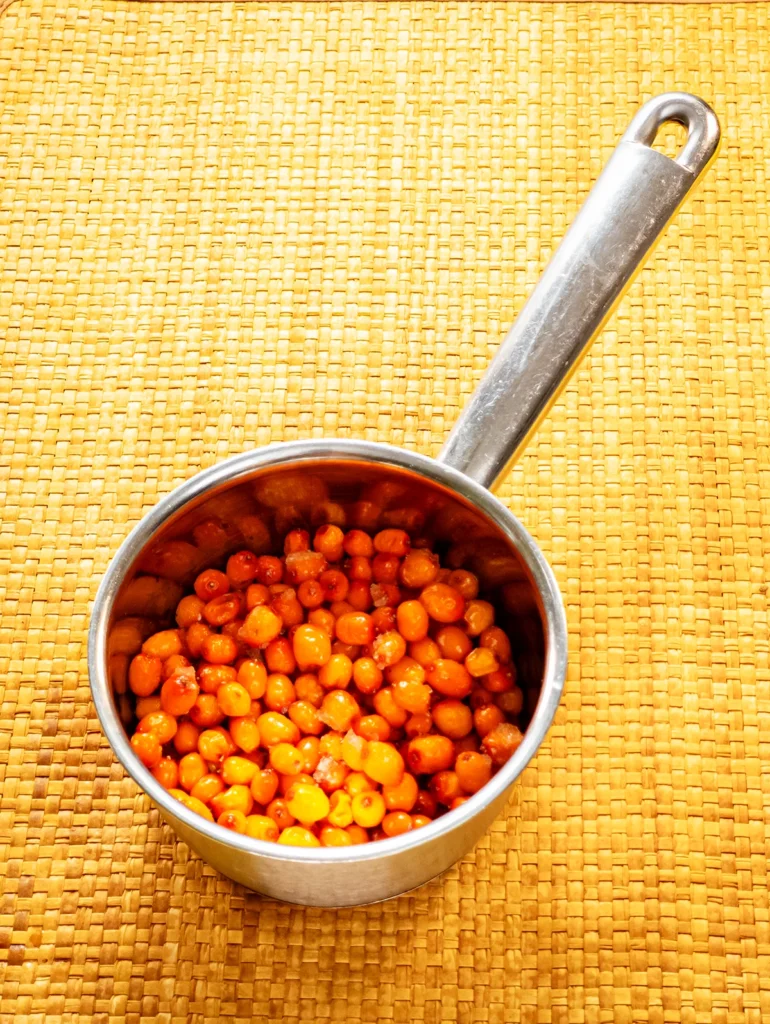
[1,1,769,1022]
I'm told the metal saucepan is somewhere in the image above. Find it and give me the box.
[89,93,720,907]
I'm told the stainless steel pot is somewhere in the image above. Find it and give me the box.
[89,93,720,907]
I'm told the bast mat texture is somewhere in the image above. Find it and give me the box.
[1,1,770,1023]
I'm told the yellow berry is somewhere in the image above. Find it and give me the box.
[351,790,386,828]
[286,782,330,824]
[277,826,321,847]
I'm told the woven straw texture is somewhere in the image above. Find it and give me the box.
[1,2,769,1022]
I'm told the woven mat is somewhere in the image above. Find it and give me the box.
[1,1,769,1022]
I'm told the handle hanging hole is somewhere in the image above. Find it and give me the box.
[651,121,689,161]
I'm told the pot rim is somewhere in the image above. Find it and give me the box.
[88,438,567,864]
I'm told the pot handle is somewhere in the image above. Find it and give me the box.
[438,92,720,490]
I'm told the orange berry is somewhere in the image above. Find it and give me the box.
[189,692,226,728]
[318,690,360,733]
[294,673,324,706]
[201,633,239,665]
[194,569,230,601]
[318,568,349,602]
[352,657,383,695]
[426,659,472,698]
[189,773,226,804]
[347,580,373,611]
[198,664,237,694]
[292,623,332,669]
[261,673,295,713]
[255,555,283,585]
[297,579,325,608]
[404,712,432,738]
[136,710,178,744]
[216,682,251,717]
[318,653,353,690]
[229,715,261,753]
[361,741,405,787]
[266,798,295,830]
[465,648,499,678]
[335,612,374,646]
[372,631,407,669]
[371,606,398,635]
[221,755,259,786]
[250,767,280,806]
[320,825,353,847]
[435,625,473,662]
[430,769,461,805]
[406,735,455,774]
[296,735,321,773]
[169,789,214,822]
[372,553,400,584]
[244,814,280,842]
[269,742,305,776]
[178,751,208,791]
[432,699,473,739]
[217,810,248,833]
[185,622,212,658]
[313,524,345,561]
[198,727,236,763]
[257,711,300,747]
[160,671,200,715]
[173,719,200,755]
[134,695,162,718]
[373,529,410,556]
[355,714,391,742]
[411,814,431,829]
[481,723,524,766]
[455,751,493,793]
[382,811,413,837]
[245,583,271,609]
[346,556,372,581]
[496,687,524,717]
[479,625,512,662]
[307,608,336,636]
[419,583,465,623]
[162,654,192,680]
[278,826,321,847]
[130,731,162,768]
[343,529,374,557]
[473,704,506,738]
[240,605,283,648]
[284,550,327,584]
[151,756,179,789]
[409,637,441,668]
[373,687,409,728]
[343,771,375,797]
[463,600,495,636]
[345,824,370,844]
[176,594,205,628]
[226,550,260,587]
[483,665,517,694]
[399,550,439,589]
[351,791,386,828]
[414,789,439,819]
[203,593,243,627]
[237,660,268,700]
[396,600,429,642]
[382,771,418,812]
[128,653,162,697]
[447,569,479,599]
[211,784,254,818]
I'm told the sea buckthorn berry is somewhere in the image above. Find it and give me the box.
[336,612,374,647]
[426,659,473,699]
[274,591,305,628]
[211,784,254,818]
[430,770,461,805]
[318,653,353,690]
[130,731,162,768]
[496,687,524,717]
[294,673,324,706]
[176,595,205,628]
[152,757,179,789]
[399,550,439,589]
[237,660,268,699]
[382,771,418,812]
[229,715,261,753]
[435,626,473,662]
[129,654,163,697]
[352,657,383,695]
[297,579,324,609]
[169,789,214,821]
[189,693,226,728]
[314,525,345,562]
[411,814,431,829]
[346,556,372,581]
[455,751,493,793]
[178,751,207,791]
[292,624,332,669]
[372,553,400,584]
[278,826,321,847]
[344,529,375,558]
[174,719,200,755]
[347,580,373,611]
[371,606,397,635]
[465,648,499,678]
[345,823,370,844]
[319,731,343,759]
[193,518,229,552]
[284,529,310,554]
[341,729,368,771]
[217,810,248,833]
[245,814,280,842]
[355,714,390,742]
[221,755,259,786]
[382,811,413,837]
[188,774,225,806]
[371,583,401,608]
[404,713,432,738]
[372,631,407,669]
[286,782,330,823]
[306,607,335,637]
[216,682,251,718]
[185,622,212,658]
[318,690,359,732]
[351,791,387,828]
[469,684,495,710]
[256,555,283,585]
[163,653,192,678]
[246,583,271,610]
[464,600,495,636]
[480,626,512,662]
[285,551,327,584]
[257,712,300,747]
[285,701,320,737]
[407,735,455,775]
[320,826,353,847]
[328,790,354,827]
[481,723,524,766]
[137,710,178,745]
[194,569,230,602]
[344,771,375,797]
[361,740,404,786]
[473,704,506,738]
[396,601,429,642]
[373,687,409,728]
[261,673,294,714]
[414,789,439,819]
[269,742,305,775]
[331,640,360,660]
[313,754,349,793]
[483,665,517,694]
[203,593,242,627]
[409,637,441,668]
[201,633,239,665]
[161,671,200,716]
[135,695,161,718]
[447,569,479,600]
[226,551,259,588]
[432,699,473,739]
[198,727,236,763]
[420,583,466,624]
[390,678,431,715]
[250,767,280,805]
[279,770,316,795]
[330,600,354,619]
[266,798,295,830]
[374,529,410,556]
[198,664,236,693]
[264,638,296,675]
[297,735,321,773]
[240,605,284,648]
